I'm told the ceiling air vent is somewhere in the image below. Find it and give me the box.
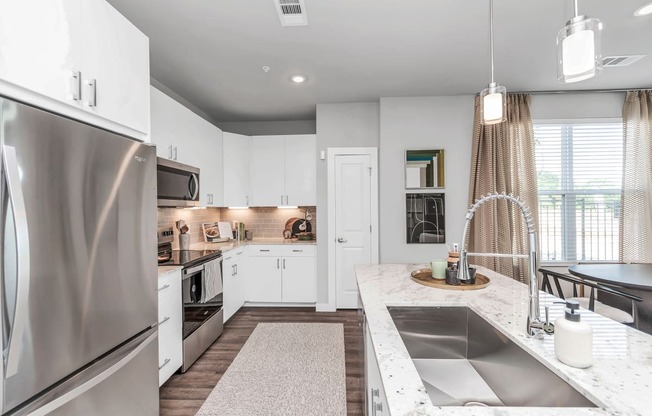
[274,0,308,27]
[603,55,645,67]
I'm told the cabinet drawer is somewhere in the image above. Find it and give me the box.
[158,320,182,387]
[249,245,282,256]
[158,289,182,329]
[282,245,315,257]
[158,269,181,293]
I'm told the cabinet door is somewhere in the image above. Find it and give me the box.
[222,256,238,322]
[81,0,149,134]
[246,256,281,302]
[284,135,316,206]
[223,132,251,207]
[251,136,285,206]
[0,0,82,106]
[365,322,388,415]
[282,256,316,303]
[198,128,224,207]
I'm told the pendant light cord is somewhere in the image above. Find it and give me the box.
[490,0,495,83]
[574,0,579,17]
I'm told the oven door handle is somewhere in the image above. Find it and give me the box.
[184,263,205,276]
[188,173,199,201]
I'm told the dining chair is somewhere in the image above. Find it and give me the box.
[538,268,642,328]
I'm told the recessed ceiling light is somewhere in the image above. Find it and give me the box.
[634,2,652,16]
[290,74,307,83]
[262,66,271,73]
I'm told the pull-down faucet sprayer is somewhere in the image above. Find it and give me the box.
[457,193,553,337]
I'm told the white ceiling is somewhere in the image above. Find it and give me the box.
[107,0,652,122]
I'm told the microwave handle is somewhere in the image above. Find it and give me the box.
[188,173,199,201]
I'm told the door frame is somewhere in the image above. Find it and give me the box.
[326,147,379,311]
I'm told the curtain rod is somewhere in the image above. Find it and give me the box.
[509,88,641,95]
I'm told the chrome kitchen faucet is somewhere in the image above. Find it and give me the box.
[457,193,554,337]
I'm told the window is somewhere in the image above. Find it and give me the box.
[534,120,623,262]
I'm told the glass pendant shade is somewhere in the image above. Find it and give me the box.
[557,15,603,83]
[480,82,507,125]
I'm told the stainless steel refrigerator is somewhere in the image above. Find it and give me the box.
[0,97,158,415]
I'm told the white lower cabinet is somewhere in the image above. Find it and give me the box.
[158,269,182,387]
[223,248,247,322]
[365,321,388,416]
[246,245,315,304]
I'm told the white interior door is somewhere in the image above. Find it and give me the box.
[335,154,372,309]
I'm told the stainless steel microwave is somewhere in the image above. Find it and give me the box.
[157,157,200,207]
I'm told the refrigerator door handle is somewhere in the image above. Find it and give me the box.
[2,145,31,378]
[20,331,157,416]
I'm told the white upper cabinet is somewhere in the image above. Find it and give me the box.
[251,136,285,206]
[81,0,149,135]
[250,134,316,207]
[223,132,251,207]
[0,0,83,107]
[284,135,316,206]
[0,0,149,137]
[150,87,223,208]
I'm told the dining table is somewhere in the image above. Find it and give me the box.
[568,263,652,334]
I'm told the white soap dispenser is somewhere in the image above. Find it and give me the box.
[554,299,593,368]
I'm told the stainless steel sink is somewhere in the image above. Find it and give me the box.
[388,306,598,408]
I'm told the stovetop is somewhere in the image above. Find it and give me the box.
[158,249,222,268]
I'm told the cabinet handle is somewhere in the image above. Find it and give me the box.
[234,264,238,275]
[158,316,170,326]
[374,402,383,415]
[157,284,170,292]
[283,259,286,269]
[246,195,249,206]
[86,79,97,107]
[260,249,270,252]
[173,146,178,160]
[159,358,171,370]
[371,388,379,398]
[71,71,81,101]
[168,145,173,159]
[232,264,236,276]
[286,195,289,205]
[292,249,303,252]
[281,195,284,205]
[277,259,280,269]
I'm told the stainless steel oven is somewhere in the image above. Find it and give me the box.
[157,157,200,207]
[181,256,224,372]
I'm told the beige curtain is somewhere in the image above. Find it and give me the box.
[620,90,652,262]
[467,94,539,283]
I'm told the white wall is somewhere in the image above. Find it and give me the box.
[217,120,316,135]
[379,96,475,263]
[315,102,380,305]
[530,92,624,120]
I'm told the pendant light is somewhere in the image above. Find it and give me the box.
[557,0,603,83]
[479,0,506,125]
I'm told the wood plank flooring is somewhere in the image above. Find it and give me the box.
[159,307,364,416]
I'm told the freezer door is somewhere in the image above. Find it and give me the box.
[0,98,158,413]
[12,328,158,416]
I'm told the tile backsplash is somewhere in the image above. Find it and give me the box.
[219,206,316,239]
[157,206,316,247]
[157,207,222,248]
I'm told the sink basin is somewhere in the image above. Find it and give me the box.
[388,306,598,408]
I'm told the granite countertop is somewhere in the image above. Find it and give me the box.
[355,264,652,416]
[190,237,316,252]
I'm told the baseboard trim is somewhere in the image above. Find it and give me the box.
[243,302,316,308]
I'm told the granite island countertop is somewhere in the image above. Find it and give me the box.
[355,264,652,416]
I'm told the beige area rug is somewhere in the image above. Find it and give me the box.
[195,323,347,416]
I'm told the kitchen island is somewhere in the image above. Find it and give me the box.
[355,264,652,416]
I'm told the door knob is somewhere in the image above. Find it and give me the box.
[337,237,347,243]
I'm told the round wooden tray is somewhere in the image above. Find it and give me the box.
[411,268,490,290]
